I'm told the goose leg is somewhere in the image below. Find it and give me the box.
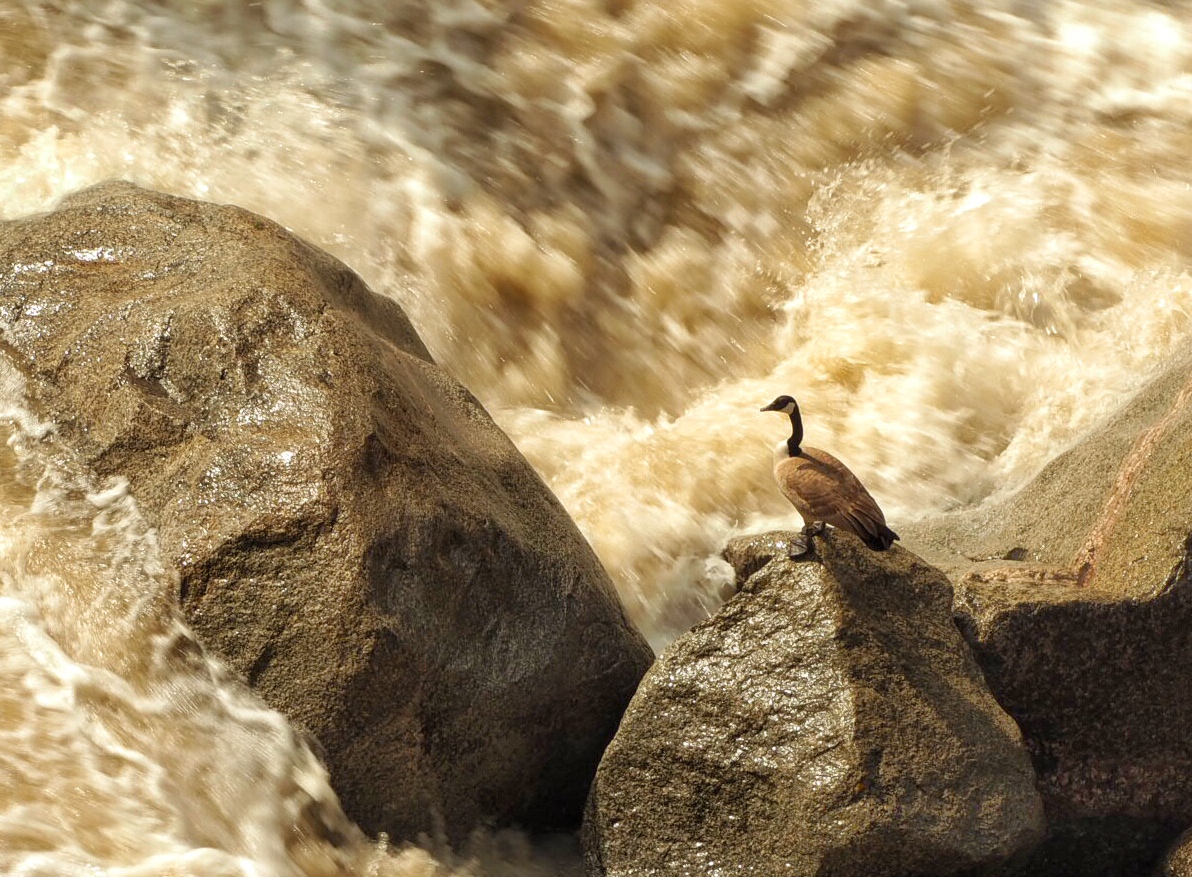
[787,520,820,559]
[788,521,825,560]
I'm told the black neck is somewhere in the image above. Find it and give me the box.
[786,403,803,455]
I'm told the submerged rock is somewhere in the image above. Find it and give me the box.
[0,182,654,843]
[583,529,1044,877]
[903,348,1192,875]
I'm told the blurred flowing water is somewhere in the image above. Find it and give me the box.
[2,0,1192,873]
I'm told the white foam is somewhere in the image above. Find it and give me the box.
[2,0,1192,872]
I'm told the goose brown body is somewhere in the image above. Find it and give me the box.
[774,448,897,550]
[762,395,899,551]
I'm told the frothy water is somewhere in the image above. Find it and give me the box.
[0,363,345,876]
[2,0,1192,873]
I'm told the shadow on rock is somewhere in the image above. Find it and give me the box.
[905,346,1192,876]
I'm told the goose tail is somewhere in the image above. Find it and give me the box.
[865,524,900,551]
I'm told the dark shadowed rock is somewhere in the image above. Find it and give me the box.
[582,529,1044,877]
[902,349,1192,876]
[0,181,654,843]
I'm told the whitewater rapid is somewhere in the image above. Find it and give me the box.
[2,0,1192,874]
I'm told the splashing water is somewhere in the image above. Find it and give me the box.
[2,0,1192,873]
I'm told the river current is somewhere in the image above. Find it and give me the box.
[2,1,1191,874]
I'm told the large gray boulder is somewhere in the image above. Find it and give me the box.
[903,348,1192,876]
[583,529,1044,877]
[0,181,654,843]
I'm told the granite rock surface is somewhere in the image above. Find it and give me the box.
[583,529,1044,877]
[0,181,654,843]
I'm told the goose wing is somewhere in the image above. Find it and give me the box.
[775,448,893,544]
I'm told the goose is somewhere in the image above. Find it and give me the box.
[761,394,899,555]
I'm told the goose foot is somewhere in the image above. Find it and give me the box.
[788,535,810,559]
[787,522,825,560]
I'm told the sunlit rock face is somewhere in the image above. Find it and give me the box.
[0,181,654,844]
[905,347,1192,876]
[1162,828,1192,877]
[582,529,1043,877]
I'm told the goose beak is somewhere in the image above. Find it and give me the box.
[760,402,778,412]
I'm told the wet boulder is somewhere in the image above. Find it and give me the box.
[582,529,1044,877]
[903,348,1192,875]
[0,182,654,843]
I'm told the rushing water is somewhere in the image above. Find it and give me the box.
[3,0,1192,874]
